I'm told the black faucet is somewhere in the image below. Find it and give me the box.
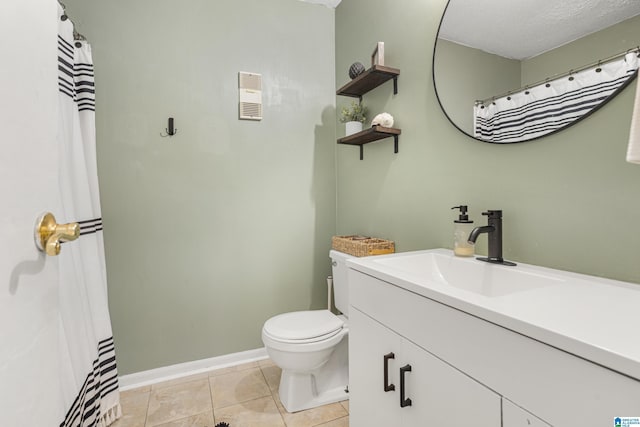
[467,210,516,266]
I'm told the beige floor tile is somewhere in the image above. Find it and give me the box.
[111,413,146,427]
[208,361,260,378]
[214,396,285,427]
[111,415,147,427]
[276,399,347,427]
[121,385,151,396]
[339,400,349,412]
[111,389,150,427]
[260,364,282,393]
[152,373,210,390]
[146,379,212,426]
[258,358,275,368]
[210,367,271,409]
[152,410,214,427]
[315,415,349,427]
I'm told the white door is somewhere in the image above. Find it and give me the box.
[0,1,63,426]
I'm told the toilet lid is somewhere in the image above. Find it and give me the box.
[263,310,344,341]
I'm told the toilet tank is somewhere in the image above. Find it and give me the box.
[330,250,354,316]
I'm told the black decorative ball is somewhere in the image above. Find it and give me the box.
[348,62,365,79]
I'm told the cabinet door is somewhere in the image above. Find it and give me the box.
[400,337,502,427]
[502,399,552,427]
[349,308,402,427]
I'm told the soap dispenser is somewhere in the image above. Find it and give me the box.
[451,205,475,257]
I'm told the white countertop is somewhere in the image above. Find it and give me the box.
[347,249,640,381]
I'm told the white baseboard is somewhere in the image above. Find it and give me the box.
[118,347,268,391]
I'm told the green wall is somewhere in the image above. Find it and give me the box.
[336,0,640,283]
[434,39,521,134]
[66,0,336,374]
[66,0,640,375]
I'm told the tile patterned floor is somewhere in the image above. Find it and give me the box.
[113,359,349,427]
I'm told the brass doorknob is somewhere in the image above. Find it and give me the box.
[34,212,80,256]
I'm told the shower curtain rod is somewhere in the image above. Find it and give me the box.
[475,46,640,105]
[57,0,87,41]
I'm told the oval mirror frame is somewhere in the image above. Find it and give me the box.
[432,0,640,144]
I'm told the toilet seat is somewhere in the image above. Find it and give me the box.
[263,310,344,343]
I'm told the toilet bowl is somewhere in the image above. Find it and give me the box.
[261,250,352,413]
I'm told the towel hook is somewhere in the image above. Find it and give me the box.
[160,117,178,137]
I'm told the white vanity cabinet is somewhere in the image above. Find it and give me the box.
[349,307,501,427]
[502,399,551,427]
[348,265,640,427]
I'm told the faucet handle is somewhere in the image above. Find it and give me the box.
[482,210,502,218]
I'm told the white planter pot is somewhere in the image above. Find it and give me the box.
[345,121,363,136]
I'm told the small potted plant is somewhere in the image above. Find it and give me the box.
[340,101,367,136]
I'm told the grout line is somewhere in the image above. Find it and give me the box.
[143,390,150,427]
[208,370,275,413]
[208,374,216,425]
[258,362,287,426]
[213,395,288,426]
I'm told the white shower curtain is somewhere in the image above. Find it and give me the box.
[475,53,640,143]
[57,5,121,427]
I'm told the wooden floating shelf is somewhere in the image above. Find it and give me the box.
[336,65,400,99]
[337,126,401,160]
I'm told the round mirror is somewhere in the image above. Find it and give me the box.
[433,0,640,143]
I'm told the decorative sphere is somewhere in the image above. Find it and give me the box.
[348,62,365,79]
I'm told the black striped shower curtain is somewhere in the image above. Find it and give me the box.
[57,4,121,426]
[474,53,639,143]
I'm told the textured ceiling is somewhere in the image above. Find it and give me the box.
[298,0,342,8]
[438,0,640,60]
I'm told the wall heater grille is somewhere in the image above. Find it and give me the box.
[238,72,262,121]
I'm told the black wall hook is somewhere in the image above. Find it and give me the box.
[161,117,178,137]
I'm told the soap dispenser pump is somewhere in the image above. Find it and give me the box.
[451,205,475,257]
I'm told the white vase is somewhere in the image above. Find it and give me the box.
[345,121,363,136]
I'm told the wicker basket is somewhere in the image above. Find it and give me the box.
[332,235,395,257]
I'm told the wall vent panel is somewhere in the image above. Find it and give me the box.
[239,72,263,121]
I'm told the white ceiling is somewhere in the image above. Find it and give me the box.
[298,0,342,8]
[438,0,640,60]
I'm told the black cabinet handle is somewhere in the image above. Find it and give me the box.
[400,364,412,408]
[383,352,395,392]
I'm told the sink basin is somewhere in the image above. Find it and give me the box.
[369,251,563,297]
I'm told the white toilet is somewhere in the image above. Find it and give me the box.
[261,250,352,413]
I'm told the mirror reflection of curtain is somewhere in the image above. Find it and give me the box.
[474,53,639,143]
